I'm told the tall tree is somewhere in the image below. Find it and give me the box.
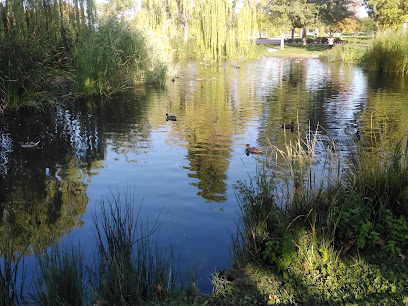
[319,0,355,35]
[265,0,293,49]
[365,0,408,29]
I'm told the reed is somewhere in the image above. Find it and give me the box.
[235,127,408,268]
[0,239,26,306]
[74,18,172,96]
[28,190,197,305]
[92,191,188,305]
[320,44,367,64]
[32,245,86,306]
[236,124,341,261]
[364,30,408,74]
[0,0,93,109]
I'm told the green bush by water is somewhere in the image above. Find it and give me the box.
[320,44,366,63]
[321,30,408,75]
[0,1,173,110]
[74,19,172,96]
[233,132,408,304]
[364,30,408,74]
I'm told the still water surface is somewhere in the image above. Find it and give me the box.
[1,57,408,293]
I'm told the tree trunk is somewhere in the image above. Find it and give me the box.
[280,29,285,50]
[183,14,189,42]
[302,27,307,45]
[291,28,295,40]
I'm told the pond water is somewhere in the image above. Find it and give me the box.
[1,57,408,294]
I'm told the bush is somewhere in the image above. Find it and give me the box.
[364,30,408,74]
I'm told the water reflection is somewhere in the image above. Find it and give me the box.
[1,58,408,293]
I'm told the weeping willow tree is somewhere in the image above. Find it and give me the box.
[0,0,95,109]
[136,0,259,59]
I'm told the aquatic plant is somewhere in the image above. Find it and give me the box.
[92,191,194,305]
[364,30,408,74]
[28,190,198,305]
[74,18,172,96]
[0,238,26,306]
[33,245,86,306]
[320,44,367,63]
[234,128,408,303]
[0,0,94,109]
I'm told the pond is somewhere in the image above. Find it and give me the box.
[1,57,408,295]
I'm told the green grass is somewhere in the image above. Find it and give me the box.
[320,44,367,63]
[255,44,328,58]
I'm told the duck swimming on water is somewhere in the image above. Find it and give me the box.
[165,113,177,121]
[281,121,295,130]
[20,141,40,148]
[246,144,262,155]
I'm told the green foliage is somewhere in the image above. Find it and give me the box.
[0,0,83,109]
[137,0,258,59]
[74,18,173,94]
[320,44,367,63]
[364,30,408,74]
[365,0,408,29]
[235,132,408,303]
[263,234,296,271]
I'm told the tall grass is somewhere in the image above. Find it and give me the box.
[0,1,174,110]
[321,30,408,75]
[33,245,86,306]
[364,30,408,74]
[320,44,367,64]
[236,125,341,261]
[74,18,172,96]
[0,238,26,306]
[31,191,195,305]
[235,128,408,267]
[93,191,194,304]
[0,0,91,110]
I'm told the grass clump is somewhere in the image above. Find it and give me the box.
[33,245,86,306]
[320,44,367,63]
[364,30,408,74]
[232,130,408,304]
[28,191,200,305]
[74,19,172,96]
[0,239,26,306]
[321,30,408,75]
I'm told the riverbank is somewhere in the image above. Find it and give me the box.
[213,133,408,304]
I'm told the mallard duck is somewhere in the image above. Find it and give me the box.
[246,144,262,154]
[281,121,295,129]
[165,113,177,121]
[20,141,40,148]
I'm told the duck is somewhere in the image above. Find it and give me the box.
[20,141,40,148]
[281,121,295,130]
[354,130,361,140]
[245,144,262,154]
[165,113,177,121]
